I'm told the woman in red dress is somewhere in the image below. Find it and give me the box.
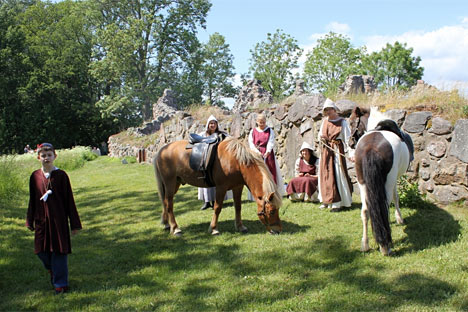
[248,113,284,196]
[287,142,319,202]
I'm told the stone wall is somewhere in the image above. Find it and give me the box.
[108,89,468,206]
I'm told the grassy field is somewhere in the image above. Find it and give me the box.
[1,156,468,311]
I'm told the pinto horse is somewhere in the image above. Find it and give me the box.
[349,107,413,256]
[153,137,282,236]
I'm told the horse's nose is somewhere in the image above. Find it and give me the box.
[269,224,282,234]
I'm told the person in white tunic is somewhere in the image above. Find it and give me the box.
[198,115,232,210]
[317,99,353,211]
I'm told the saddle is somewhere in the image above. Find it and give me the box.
[186,133,221,187]
[375,119,414,162]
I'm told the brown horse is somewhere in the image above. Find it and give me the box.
[153,137,282,236]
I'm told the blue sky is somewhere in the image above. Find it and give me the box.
[198,0,468,101]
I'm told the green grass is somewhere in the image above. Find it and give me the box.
[1,157,468,311]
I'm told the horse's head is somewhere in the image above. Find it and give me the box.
[348,107,369,149]
[256,192,282,234]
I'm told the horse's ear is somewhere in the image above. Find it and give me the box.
[268,192,275,202]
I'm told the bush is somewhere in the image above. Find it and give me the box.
[398,176,427,209]
[54,146,97,171]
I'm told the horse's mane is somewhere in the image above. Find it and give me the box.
[224,137,282,207]
[367,107,389,131]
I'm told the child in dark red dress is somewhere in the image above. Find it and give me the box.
[26,143,82,294]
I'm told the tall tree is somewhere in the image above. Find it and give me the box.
[303,32,364,95]
[249,29,302,99]
[89,0,211,124]
[201,32,236,106]
[0,0,116,153]
[362,41,424,90]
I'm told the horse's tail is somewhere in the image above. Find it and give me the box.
[362,149,392,247]
[153,150,165,206]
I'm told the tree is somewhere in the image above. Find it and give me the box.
[362,41,424,90]
[201,32,236,106]
[303,32,364,95]
[89,0,211,124]
[249,29,302,99]
[0,0,118,153]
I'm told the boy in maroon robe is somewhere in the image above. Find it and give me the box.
[26,143,82,294]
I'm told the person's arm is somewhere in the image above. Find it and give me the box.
[295,158,302,176]
[63,171,82,232]
[266,128,275,154]
[248,129,261,154]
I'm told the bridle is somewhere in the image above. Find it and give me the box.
[257,198,280,227]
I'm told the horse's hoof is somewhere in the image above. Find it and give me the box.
[237,225,248,233]
[361,243,370,252]
[379,245,392,256]
[269,230,280,235]
[173,228,182,236]
[397,219,405,225]
[211,229,220,236]
[163,224,170,231]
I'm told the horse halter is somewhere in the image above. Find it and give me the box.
[257,198,280,227]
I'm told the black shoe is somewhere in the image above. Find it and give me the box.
[200,202,211,210]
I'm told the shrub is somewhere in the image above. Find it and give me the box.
[54,146,97,171]
[398,176,427,209]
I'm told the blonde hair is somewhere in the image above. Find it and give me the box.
[256,113,266,122]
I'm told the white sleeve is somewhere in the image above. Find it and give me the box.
[318,121,324,139]
[266,128,275,153]
[341,119,351,153]
[248,129,261,154]
[295,158,301,176]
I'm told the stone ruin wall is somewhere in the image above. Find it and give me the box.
[108,82,468,206]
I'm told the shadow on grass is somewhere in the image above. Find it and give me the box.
[394,202,461,256]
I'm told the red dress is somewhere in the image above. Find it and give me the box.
[286,158,318,196]
[26,169,82,254]
[251,127,278,184]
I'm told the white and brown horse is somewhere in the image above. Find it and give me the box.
[153,137,282,236]
[349,107,413,255]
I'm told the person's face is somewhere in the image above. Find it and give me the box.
[207,120,218,133]
[257,119,266,130]
[324,107,337,118]
[301,148,311,161]
[38,150,56,167]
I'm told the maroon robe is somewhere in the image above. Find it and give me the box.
[26,169,82,254]
[286,158,318,196]
[251,127,278,184]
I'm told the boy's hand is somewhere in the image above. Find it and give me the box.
[72,229,80,235]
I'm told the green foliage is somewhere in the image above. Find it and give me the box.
[201,32,236,106]
[0,0,118,153]
[463,105,468,117]
[0,156,25,210]
[54,146,98,171]
[249,29,303,99]
[398,176,427,209]
[303,32,365,96]
[88,0,211,121]
[361,41,424,90]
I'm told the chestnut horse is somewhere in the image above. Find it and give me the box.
[153,137,282,236]
[349,107,413,256]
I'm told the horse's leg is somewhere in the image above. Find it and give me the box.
[208,188,227,235]
[393,184,404,225]
[232,186,247,233]
[165,181,182,236]
[360,184,370,252]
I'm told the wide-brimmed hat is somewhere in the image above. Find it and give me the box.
[299,142,317,158]
[322,98,339,112]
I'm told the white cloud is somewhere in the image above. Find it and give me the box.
[326,21,352,37]
[363,22,468,91]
